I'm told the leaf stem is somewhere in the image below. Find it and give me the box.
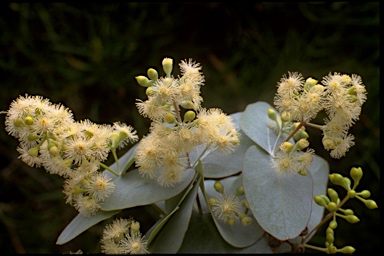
[100,162,120,177]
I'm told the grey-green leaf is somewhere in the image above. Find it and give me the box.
[243,145,313,240]
[178,211,273,253]
[240,101,290,155]
[204,176,264,248]
[100,168,195,211]
[56,209,121,245]
[147,176,201,253]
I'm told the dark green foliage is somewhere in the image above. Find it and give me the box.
[0,2,379,253]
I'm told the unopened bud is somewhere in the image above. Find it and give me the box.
[358,190,371,198]
[184,111,196,122]
[280,142,294,153]
[329,173,344,186]
[147,68,158,81]
[267,108,277,121]
[327,188,339,203]
[227,217,236,226]
[208,198,216,206]
[164,112,176,124]
[236,186,244,196]
[27,133,39,141]
[347,190,356,198]
[327,202,337,212]
[364,199,378,209]
[180,101,195,109]
[314,195,328,207]
[342,209,354,215]
[338,246,356,254]
[27,147,39,157]
[49,146,58,157]
[326,233,334,244]
[329,220,338,229]
[135,76,150,87]
[14,117,24,127]
[344,215,360,224]
[25,116,34,125]
[350,167,363,184]
[146,87,154,96]
[213,180,224,193]
[241,216,252,227]
[162,57,173,77]
[281,112,291,122]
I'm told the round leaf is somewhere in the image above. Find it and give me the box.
[242,145,313,240]
[100,168,195,211]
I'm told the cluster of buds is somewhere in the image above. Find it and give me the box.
[313,167,378,254]
[100,218,148,254]
[273,72,367,159]
[134,58,239,187]
[208,180,252,227]
[3,95,138,217]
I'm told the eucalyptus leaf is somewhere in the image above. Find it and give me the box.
[147,176,201,253]
[100,168,195,211]
[178,211,273,253]
[56,209,121,245]
[240,101,291,155]
[243,145,313,240]
[204,176,264,248]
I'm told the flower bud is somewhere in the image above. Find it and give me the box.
[131,221,140,235]
[350,167,363,184]
[184,110,196,122]
[327,188,339,203]
[135,75,150,87]
[162,57,173,77]
[164,112,176,124]
[304,77,318,89]
[147,68,158,81]
[49,146,58,157]
[267,108,277,121]
[241,216,252,227]
[342,209,354,215]
[342,177,351,190]
[326,233,334,244]
[314,195,328,207]
[328,245,337,254]
[344,215,360,224]
[297,139,309,150]
[327,202,337,212]
[14,117,24,127]
[25,116,34,125]
[27,133,40,141]
[214,180,224,193]
[27,146,39,157]
[281,112,290,122]
[208,198,216,206]
[326,227,334,235]
[241,199,249,209]
[180,101,195,109]
[236,186,244,196]
[329,173,344,186]
[280,142,293,153]
[329,220,338,229]
[364,199,378,209]
[358,190,371,198]
[227,217,236,226]
[146,87,154,96]
[338,246,355,254]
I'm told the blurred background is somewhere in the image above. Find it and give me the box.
[0,2,379,253]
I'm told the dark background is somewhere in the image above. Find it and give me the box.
[0,2,379,253]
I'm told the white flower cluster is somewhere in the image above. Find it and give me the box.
[3,94,138,217]
[134,58,239,187]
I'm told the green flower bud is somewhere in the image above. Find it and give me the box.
[338,246,356,254]
[327,202,338,212]
[25,116,34,125]
[326,227,334,235]
[314,195,328,207]
[236,186,244,196]
[241,216,252,227]
[49,146,58,157]
[350,167,363,184]
[300,131,309,139]
[347,190,356,198]
[14,117,24,127]
[27,147,39,157]
[184,110,196,122]
[213,180,224,193]
[147,68,158,81]
[329,220,338,229]
[164,112,176,124]
[227,217,236,226]
[135,75,150,87]
[267,108,277,121]
[329,173,344,186]
[327,188,339,203]
[348,95,358,103]
[162,57,173,77]
[344,215,360,224]
[131,221,140,235]
[297,139,309,150]
[241,199,249,209]
[358,190,371,198]
[326,232,334,244]
[27,133,40,141]
[110,133,120,148]
[341,209,354,215]
[342,177,351,190]
[347,86,356,96]
[305,77,318,89]
[208,198,216,206]
[281,112,290,122]
[364,199,378,209]
[146,87,154,96]
[180,101,195,109]
[280,142,294,153]
[328,245,338,254]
